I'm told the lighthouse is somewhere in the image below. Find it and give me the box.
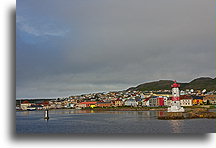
[168,81,184,112]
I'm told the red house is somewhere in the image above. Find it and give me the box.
[157,97,164,106]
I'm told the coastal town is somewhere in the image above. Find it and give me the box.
[16,88,216,111]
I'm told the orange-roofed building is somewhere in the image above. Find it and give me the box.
[96,102,112,107]
[41,101,50,109]
[80,102,97,107]
[20,100,32,110]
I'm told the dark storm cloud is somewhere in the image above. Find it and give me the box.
[16,0,215,98]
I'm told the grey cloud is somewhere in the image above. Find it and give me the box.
[16,0,215,98]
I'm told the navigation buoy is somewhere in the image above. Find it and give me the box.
[44,109,49,120]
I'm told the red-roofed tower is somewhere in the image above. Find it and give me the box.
[168,81,184,112]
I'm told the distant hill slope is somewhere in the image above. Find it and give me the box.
[127,77,216,91]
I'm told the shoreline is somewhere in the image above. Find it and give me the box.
[16,106,216,120]
[158,108,216,120]
[16,105,216,112]
[82,107,167,111]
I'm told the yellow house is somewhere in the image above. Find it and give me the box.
[90,104,96,108]
[193,99,203,105]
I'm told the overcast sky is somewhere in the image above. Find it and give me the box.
[16,0,215,98]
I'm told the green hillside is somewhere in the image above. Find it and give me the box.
[182,77,216,90]
[128,77,216,91]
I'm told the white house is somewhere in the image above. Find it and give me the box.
[124,99,138,107]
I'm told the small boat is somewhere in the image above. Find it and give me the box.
[27,107,36,111]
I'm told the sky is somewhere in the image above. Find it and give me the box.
[16,0,215,99]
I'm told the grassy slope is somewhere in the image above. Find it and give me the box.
[128,77,216,91]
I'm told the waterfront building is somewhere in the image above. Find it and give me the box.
[191,96,204,105]
[203,94,216,104]
[80,101,97,108]
[41,101,51,109]
[166,97,172,106]
[168,81,185,112]
[20,101,32,110]
[163,97,169,106]
[142,98,150,106]
[180,90,186,95]
[157,97,164,106]
[66,103,75,108]
[96,102,112,107]
[180,95,193,106]
[148,97,158,107]
[75,103,87,108]
[124,98,138,107]
[112,99,123,107]
[146,96,167,107]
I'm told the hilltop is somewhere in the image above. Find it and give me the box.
[127,77,216,91]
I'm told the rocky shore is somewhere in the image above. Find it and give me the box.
[158,108,216,120]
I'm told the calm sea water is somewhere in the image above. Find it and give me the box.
[16,110,216,134]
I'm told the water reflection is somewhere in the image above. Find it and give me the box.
[48,110,164,121]
[168,120,184,133]
[158,111,165,117]
[20,111,30,116]
[16,110,216,134]
[51,109,95,114]
[18,110,165,120]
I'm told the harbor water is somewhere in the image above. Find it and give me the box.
[16,110,216,134]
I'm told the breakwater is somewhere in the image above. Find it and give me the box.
[158,108,216,120]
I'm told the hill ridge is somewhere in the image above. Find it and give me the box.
[127,77,216,91]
